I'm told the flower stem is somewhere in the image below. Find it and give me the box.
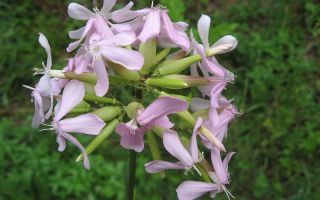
[127,150,136,200]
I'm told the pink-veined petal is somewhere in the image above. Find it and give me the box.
[32,91,44,128]
[56,135,66,152]
[210,35,238,54]
[110,23,132,33]
[60,131,90,170]
[67,18,94,52]
[189,117,202,161]
[203,59,226,78]
[223,152,235,173]
[38,33,52,70]
[163,130,194,167]
[197,15,211,49]
[101,46,144,71]
[162,11,190,51]
[190,98,210,112]
[36,74,52,96]
[58,113,105,135]
[68,3,93,20]
[93,16,114,38]
[111,2,140,23]
[137,96,188,126]
[101,0,116,14]
[69,26,85,39]
[211,148,228,184]
[138,9,161,42]
[177,181,220,200]
[115,123,146,152]
[149,116,174,129]
[190,31,206,58]
[54,80,85,121]
[144,160,185,173]
[93,56,109,97]
[101,31,136,46]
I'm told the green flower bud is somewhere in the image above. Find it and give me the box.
[92,106,121,121]
[108,63,140,81]
[153,54,202,76]
[126,102,144,119]
[139,39,157,74]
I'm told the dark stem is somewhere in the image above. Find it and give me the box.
[127,151,137,200]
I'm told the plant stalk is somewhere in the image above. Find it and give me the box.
[127,151,137,200]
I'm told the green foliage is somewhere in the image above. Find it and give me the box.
[1,0,319,199]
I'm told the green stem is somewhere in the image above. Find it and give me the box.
[127,151,136,200]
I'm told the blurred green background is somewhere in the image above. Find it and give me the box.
[1,0,319,199]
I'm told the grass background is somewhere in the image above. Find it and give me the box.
[0,0,319,199]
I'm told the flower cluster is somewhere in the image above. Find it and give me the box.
[25,1,240,199]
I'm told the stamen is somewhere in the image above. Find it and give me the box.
[193,165,202,176]
[22,85,35,91]
[222,186,235,200]
[33,68,45,75]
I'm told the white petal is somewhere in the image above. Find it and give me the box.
[210,35,238,54]
[38,33,52,70]
[68,3,93,20]
[197,14,211,49]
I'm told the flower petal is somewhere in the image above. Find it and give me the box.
[137,96,188,126]
[144,160,185,173]
[60,131,90,170]
[163,130,194,167]
[116,123,145,152]
[111,2,140,23]
[54,80,85,121]
[101,46,144,71]
[197,15,211,49]
[38,33,52,70]
[93,56,109,97]
[189,117,202,161]
[210,35,238,54]
[162,11,190,51]
[100,31,136,46]
[176,181,220,200]
[56,135,66,152]
[211,148,228,184]
[190,98,210,112]
[67,18,94,52]
[223,152,235,173]
[138,9,161,42]
[69,26,85,39]
[101,0,116,14]
[148,116,174,129]
[68,3,93,20]
[58,113,106,135]
[32,91,44,128]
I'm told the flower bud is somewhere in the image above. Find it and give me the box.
[154,54,202,76]
[126,102,144,119]
[145,75,212,89]
[92,106,121,121]
[139,39,157,74]
[108,63,140,81]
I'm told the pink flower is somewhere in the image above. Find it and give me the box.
[67,0,136,52]
[176,149,235,200]
[191,97,238,148]
[51,80,106,170]
[86,32,144,96]
[116,96,188,152]
[23,33,54,128]
[190,15,238,79]
[132,7,190,51]
[145,118,203,173]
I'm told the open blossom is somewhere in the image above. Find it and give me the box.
[191,14,238,79]
[129,6,190,50]
[52,80,106,169]
[176,149,235,200]
[67,0,137,52]
[23,33,54,128]
[116,96,188,152]
[87,32,144,96]
[191,96,237,147]
[145,118,203,173]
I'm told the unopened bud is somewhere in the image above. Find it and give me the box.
[126,102,144,119]
[92,106,121,121]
